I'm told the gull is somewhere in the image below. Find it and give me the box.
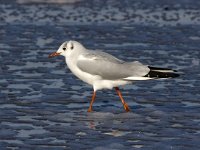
[49,40,179,112]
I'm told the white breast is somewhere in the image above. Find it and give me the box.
[66,58,99,85]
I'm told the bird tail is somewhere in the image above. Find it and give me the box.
[144,66,180,78]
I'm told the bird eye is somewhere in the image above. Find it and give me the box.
[63,47,66,51]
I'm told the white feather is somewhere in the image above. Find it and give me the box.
[150,69,175,73]
[123,76,153,80]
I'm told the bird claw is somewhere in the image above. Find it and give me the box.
[87,108,93,112]
[124,103,130,112]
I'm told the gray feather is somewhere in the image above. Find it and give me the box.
[77,51,150,80]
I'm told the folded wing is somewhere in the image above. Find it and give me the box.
[77,51,150,80]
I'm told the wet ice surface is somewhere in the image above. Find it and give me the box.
[1,0,200,149]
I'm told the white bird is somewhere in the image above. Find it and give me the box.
[49,40,179,112]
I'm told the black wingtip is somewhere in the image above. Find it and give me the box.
[145,66,180,78]
[144,71,180,78]
[148,66,178,72]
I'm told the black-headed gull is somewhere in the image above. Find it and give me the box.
[49,41,179,112]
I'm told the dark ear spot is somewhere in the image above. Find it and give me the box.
[70,43,74,50]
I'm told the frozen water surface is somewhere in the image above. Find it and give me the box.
[0,0,200,149]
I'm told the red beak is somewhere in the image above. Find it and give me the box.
[48,52,61,58]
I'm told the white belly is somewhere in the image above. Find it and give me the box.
[93,79,131,91]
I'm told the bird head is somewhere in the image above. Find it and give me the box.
[48,40,85,58]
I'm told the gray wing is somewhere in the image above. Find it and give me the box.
[77,51,150,80]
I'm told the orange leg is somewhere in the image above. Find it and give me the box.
[115,87,130,112]
[87,91,96,112]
